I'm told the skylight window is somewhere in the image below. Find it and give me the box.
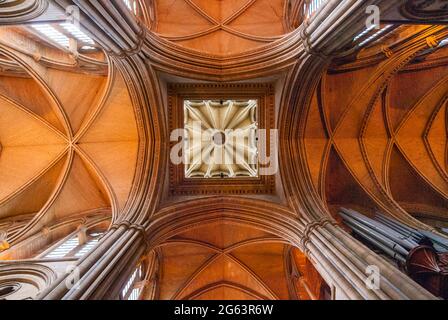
[128,289,141,300]
[31,23,96,51]
[43,232,103,259]
[81,46,96,51]
[74,237,100,257]
[60,23,95,45]
[31,24,70,48]
[439,38,448,48]
[353,25,376,42]
[121,265,143,300]
[45,237,79,258]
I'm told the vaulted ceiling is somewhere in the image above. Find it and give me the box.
[151,0,288,56]
[304,25,448,229]
[0,26,139,245]
[153,221,293,300]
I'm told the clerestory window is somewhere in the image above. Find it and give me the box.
[42,232,103,259]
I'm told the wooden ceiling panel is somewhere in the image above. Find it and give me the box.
[193,286,260,300]
[0,96,66,147]
[155,219,294,301]
[78,142,138,211]
[227,0,286,37]
[79,72,138,143]
[159,244,216,300]
[362,96,389,183]
[0,154,66,220]
[45,68,107,135]
[426,103,447,176]
[155,0,214,36]
[190,0,251,22]
[46,154,110,221]
[0,94,67,209]
[324,66,377,131]
[154,0,288,56]
[325,147,380,217]
[231,243,290,300]
[320,27,448,228]
[0,26,139,247]
[304,90,329,193]
[176,30,264,56]
[177,254,276,300]
[389,146,448,215]
[388,65,448,131]
[396,76,448,199]
[0,76,64,134]
[175,221,275,249]
[0,145,66,206]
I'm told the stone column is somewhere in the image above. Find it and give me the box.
[37,221,147,300]
[52,0,145,57]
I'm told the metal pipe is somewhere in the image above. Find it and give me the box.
[419,230,448,252]
[376,213,425,239]
[345,209,420,248]
[375,215,423,242]
[344,221,407,264]
[340,208,418,250]
[340,213,410,257]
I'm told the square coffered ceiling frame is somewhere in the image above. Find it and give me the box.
[168,83,276,196]
[183,99,259,179]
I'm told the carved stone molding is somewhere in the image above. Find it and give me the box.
[143,28,304,81]
[0,263,57,300]
[0,0,48,25]
[402,0,448,20]
[148,197,301,247]
[167,83,276,196]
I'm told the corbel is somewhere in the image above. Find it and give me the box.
[381,46,393,58]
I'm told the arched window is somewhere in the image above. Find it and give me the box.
[121,264,144,300]
[38,230,104,259]
[30,23,97,52]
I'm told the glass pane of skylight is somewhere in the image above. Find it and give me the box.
[128,288,141,300]
[45,237,79,258]
[74,238,100,257]
[60,23,95,45]
[74,233,103,258]
[31,24,70,48]
[121,265,143,299]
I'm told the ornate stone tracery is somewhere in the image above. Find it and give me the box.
[0,0,49,24]
[183,99,259,179]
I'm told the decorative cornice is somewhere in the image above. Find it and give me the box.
[142,28,304,81]
[402,0,448,21]
[167,83,276,196]
[148,196,301,247]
